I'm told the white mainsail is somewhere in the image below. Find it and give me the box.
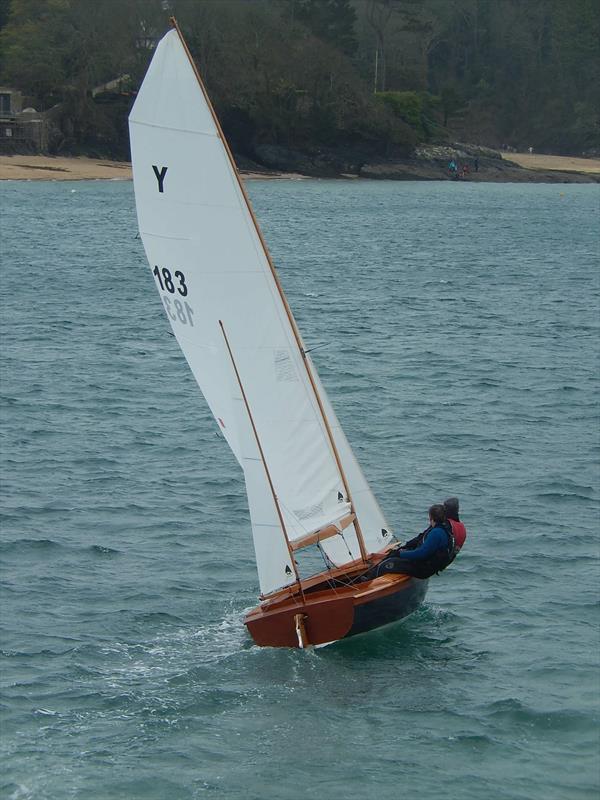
[129,28,391,595]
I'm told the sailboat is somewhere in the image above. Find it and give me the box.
[128,20,428,648]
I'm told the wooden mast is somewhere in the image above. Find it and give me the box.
[169,17,369,565]
[219,321,304,598]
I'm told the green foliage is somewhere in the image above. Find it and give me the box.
[0,0,11,32]
[294,0,357,55]
[0,0,597,157]
[378,91,420,127]
[439,87,465,126]
[0,0,170,154]
[0,0,71,99]
[174,0,413,154]
[376,90,439,141]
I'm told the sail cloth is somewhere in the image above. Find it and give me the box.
[129,29,391,595]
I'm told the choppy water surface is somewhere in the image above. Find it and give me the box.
[1,178,598,800]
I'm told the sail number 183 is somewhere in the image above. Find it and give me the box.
[153,265,187,296]
[153,265,194,327]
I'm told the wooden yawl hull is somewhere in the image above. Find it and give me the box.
[245,557,428,648]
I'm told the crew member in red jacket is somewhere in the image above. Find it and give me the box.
[443,497,467,552]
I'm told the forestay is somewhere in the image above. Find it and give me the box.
[129,28,391,595]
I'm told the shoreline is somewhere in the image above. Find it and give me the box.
[0,156,133,181]
[0,155,306,182]
[1,152,599,183]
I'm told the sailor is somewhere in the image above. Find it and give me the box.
[443,496,467,554]
[373,504,456,579]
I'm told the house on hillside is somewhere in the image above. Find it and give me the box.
[0,87,50,151]
[0,88,22,116]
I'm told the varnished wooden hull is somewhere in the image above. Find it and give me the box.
[346,574,428,638]
[244,572,428,648]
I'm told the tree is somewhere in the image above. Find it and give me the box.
[365,0,393,92]
[1,0,598,157]
[294,0,357,55]
[439,86,464,126]
[0,0,72,102]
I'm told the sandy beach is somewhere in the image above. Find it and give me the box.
[502,152,600,173]
[1,152,599,181]
[0,155,133,181]
[0,155,305,181]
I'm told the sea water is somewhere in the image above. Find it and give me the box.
[1,178,598,800]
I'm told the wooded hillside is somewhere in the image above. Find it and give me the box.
[0,0,598,160]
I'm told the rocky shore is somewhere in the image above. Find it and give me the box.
[238,142,600,183]
[1,145,599,182]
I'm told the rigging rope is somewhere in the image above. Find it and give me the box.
[303,341,330,355]
[317,541,336,570]
[339,531,354,560]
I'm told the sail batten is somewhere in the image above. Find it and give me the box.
[129,120,220,137]
[129,26,389,595]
